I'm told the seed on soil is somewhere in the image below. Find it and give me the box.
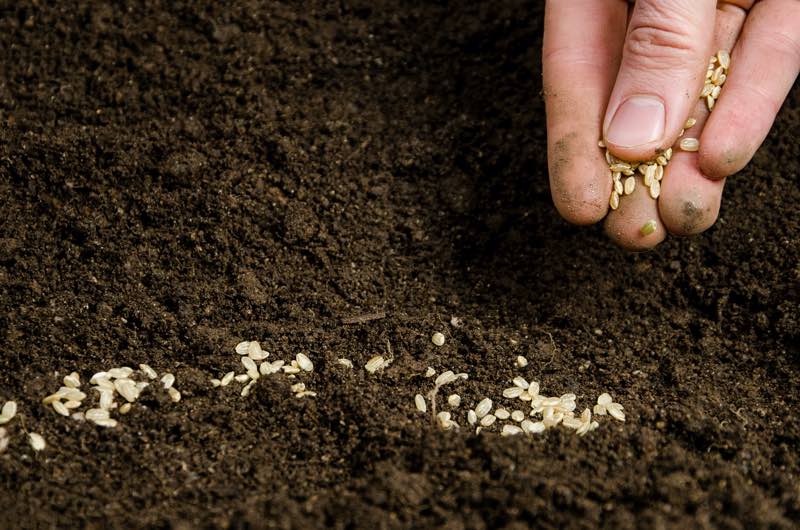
[29,433,46,452]
[475,398,493,418]
[296,353,313,372]
[480,414,496,427]
[247,341,268,360]
[119,403,132,414]
[640,219,657,236]
[211,379,221,387]
[521,419,545,434]
[64,400,81,409]
[220,371,235,386]
[168,388,181,402]
[467,409,477,425]
[679,138,700,152]
[512,377,529,390]
[425,367,436,377]
[434,371,458,386]
[0,401,17,424]
[447,394,461,407]
[94,418,118,428]
[64,373,81,388]
[99,390,114,410]
[501,424,523,436]
[436,411,457,430]
[0,429,8,453]
[139,364,158,379]
[503,386,524,399]
[515,356,528,368]
[494,408,510,420]
[107,367,133,379]
[234,374,251,382]
[86,408,110,422]
[338,358,354,368]
[115,379,139,402]
[291,383,306,393]
[431,332,445,346]
[365,355,387,373]
[52,401,70,416]
[241,381,255,397]
[235,341,250,355]
[511,410,525,422]
[415,394,427,412]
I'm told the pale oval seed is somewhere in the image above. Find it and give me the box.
[501,424,523,436]
[609,191,620,210]
[624,176,636,195]
[475,398,493,418]
[479,414,496,427]
[52,401,70,416]
[119,403,132,414]
[649,179,661,199]
[29,432,46,451]
[447,394,461,408]
[515,356,528,368]
[512,377,529,390]
[467,410,477,425]
[679,138,700,152]
[296,353,313,372]
[502,387,524,399]
[220,371,235,386]
[431,332,445,346]
[495,409,510,420]
[235,341,250,355]
[415,394,427,412]
[365,356,386,374]
[241,357,257,374]
[139,364,158,379]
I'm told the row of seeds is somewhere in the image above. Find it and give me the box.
[703,50,730,111]
[415,369,625,437]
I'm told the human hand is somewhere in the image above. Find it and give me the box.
[543,0,800,250]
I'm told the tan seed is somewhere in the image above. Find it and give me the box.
[684,118,697,129]
[614,179,623,196]
[644,164,656,186]
[711,85,721,98]
[665,147,673,160]
[707,95,715,110]
[623,177,636,195]
[414,394,427,412]
[701,84,714,97]
[716,73,726,86]
[717,49,730,69]
[679,138,700,152]
[609,191,620,210]
[655,164,664,182]
[649,179,661,199]
[609,163,631,172]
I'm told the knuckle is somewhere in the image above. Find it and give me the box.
[625,21,696,69]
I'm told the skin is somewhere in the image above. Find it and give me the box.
[543,0,800,250]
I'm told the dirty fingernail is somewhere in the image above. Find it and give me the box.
[606,96,665,148]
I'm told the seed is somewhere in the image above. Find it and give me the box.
[447,394,461,407]
[512,377,529,390]
[656,155,667,166]
[640,219,657,236]
[649,179,661,199]
[107,367,133,379]
[614,179,624,196]
[716,73,726,86]
[296,391,317,398]
[158,373,174,389]
[509,410,524,422]
[99,390,114,410]
[711,85,721,98]
[515,356,528,368]
[684,118,697,129]
[220,371,235,386]
[93,377,115,391]
[246,341,267,360]
[643,164,655,186]
[665,148,673,160]
[291,382,306,393]
[115,379,139,402]
[711,66,724,84]
[61,387,86,401]
[467,410,477,425]
[296,353,313,372]
[607,403,626,422]
[338,358,353,368]
[612,171,622,181]
[415,394,427,412]
[605,150,615,164]
[119,403,132,414]
[495,409,510,420]
[234,374,251,382]
[94,418,118,428]
[655,164,663,182]
[365,355,386,374]
[247,369,260,381]
[425,367,436,377]
[597,139,606,148]
[29,433,46,451]
[521,420,545,434]
[64,373,81,388]
[502,387,524,399]
[241,357,257,374]
[0,401,17,424]
[436,411,455,430]
[480,414,496,427]
[475,398,493,418]
[701,83,714,97]
[139,364,157,379]
[86,408,110,422]
[64,400,81,409]
[434,371,457,386]
[235,341,250,355]
[609,163,630,172]
[717,49,730,69]
[431,332,445,346]
[52,401,70,416]
[679,138,700,152]
[241,381,255,397]
[609,191,619,210]
[707,95,715,110]
[501,425,523,437]
[211,379,221,387]
[282,365,301,375]
[623,176,635,195]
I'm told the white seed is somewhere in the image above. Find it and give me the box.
[649,179,661,199]
[701,83,714,97]
[521,420,545,434]
[94,418,118,428]
[609,191,619,210]
[29,432,46,451]
[296,353,314,372]
[119,403,132,414]
[247,341,268,360]
[241,381,255,397]
[365,355,386,374]
[211,379,221,387]
[220,371,235,386]
[711,66,724,84]
[717,49,730,69]
[0,401,17,424]
[528,381,540,397]
[480,414,496,427]
[64,400,81,409]
[93,377,115,391]
[90,371,109,384]
[436,411,453,430]
[495,409,510,420]
[99,390,115,410]
[622,176,636,195]
[235,341,250,355]
[467,410,477,425]
[434,370,457,387]
[107,367,133,379]
[655,164,663,182]
[562,416,584,430]
[234,374,251,382]
[296,391,317,398]
[115,378,139,403]
[711,85,721,98]
[425,367,436,377]
[52,401,70,416]
[614,179,624,196]
[501,424,523,437]
[607,403,626,422]
[241,357,257,374]
[86,408,110,422]
[64,373,81,388]
[447,394,461,408]
[515,356,528,368]
[338,358,353,369]
[656,155,668,166]
[512,377,529,390]
[475,398,493,418]
[665,147,673,160]
[679,138,700,152]
[542,397,561,408]
[139,364,158,379]
[502,387,524,399]
[415,394,427,412]
[431,332,445,346]
[644,164,656,186]
[609,162,631,172]
[598,393,612,405]
[716,73,726,86]
[511,410,525,422]
[247,369,260,381]
[60,387,86,401]
[707,95,715,110]
[282,365,301,375]
[291,383,306,393]
[605,150,615,165]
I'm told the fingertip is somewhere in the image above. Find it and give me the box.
[698,136,748,180]
[551,180,610,226]
[658,157,724,236]
[603,178,667,251]
[548,135,611,226]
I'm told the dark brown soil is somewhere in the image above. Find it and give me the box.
[1,2,798,529]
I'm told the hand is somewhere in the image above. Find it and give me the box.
[543,0,800,250]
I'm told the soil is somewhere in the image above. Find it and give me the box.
[0,1,798,529]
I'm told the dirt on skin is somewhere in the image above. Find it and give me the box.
[0,1,798,529]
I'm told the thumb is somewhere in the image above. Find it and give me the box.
[603,0,716,160]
